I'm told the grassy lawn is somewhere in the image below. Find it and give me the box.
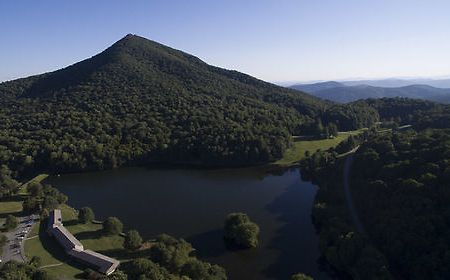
[0,200,23,228]
[275,129,365,166]
[25,204,127,279]
[0,200,23,214]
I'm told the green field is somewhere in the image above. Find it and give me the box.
[274,129,365,166]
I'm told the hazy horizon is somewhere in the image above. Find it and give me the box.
[2,0,450,83]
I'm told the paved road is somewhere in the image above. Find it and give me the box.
[1,215,37,263]
[343,153,366,235]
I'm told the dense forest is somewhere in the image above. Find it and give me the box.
[300,103,450,279]
[351,129,450,279]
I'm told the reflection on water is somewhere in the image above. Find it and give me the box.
[47,167,329,280]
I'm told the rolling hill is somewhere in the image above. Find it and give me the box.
[0,34,328,174]
[291,82,450,103]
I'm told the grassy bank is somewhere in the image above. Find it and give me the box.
[274,129,365,166]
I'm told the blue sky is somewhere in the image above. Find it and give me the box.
[1,0,450,83]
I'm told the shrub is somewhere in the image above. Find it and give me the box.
[102,217,123,235]
[78,207,95,224]
[224,212,260,248]
[124,229,143,251]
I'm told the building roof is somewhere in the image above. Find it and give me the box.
[47,208,62,231]
[50,225,84,252]
[47,209,119,275]
[68,249,120,275]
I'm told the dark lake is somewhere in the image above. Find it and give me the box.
[47,166,329,280]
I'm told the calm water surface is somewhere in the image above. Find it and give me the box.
[47,167,329,280]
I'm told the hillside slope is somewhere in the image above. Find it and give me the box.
[0,34,327,174]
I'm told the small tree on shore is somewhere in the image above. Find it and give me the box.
[124,230,143,251]
[103,217,123,235]
[78,207,95,224]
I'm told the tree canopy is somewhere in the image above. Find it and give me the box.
[224,212,260,249]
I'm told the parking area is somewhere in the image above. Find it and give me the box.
[1,215,38,263]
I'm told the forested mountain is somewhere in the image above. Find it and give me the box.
[291,82,450,103]
[0,34,331,175]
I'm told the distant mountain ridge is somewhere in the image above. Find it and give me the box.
[341,78,450,88]
[291,81,450,103]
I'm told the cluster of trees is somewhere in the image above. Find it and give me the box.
[0,234,7,253]
[124,234,227,280]
[223,212,260,249]
[4,214,18,231]
[322,102,380,131]
[102,217,124,236]
[0,165,20,198]
[349,129,450,279]
[78,206,95,223]
[22,181,67,216]
[0,259,54,280]
[124,230,143,251]
[300,119,339,139]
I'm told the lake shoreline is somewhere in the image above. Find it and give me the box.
[47,166,330,280]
